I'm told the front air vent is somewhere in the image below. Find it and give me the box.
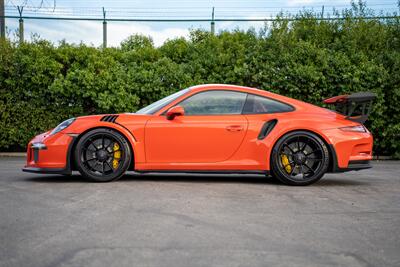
[100,115,119,123]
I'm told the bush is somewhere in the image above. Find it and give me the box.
[0,3,399,157]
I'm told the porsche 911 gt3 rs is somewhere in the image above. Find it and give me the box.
[23,84,375,185]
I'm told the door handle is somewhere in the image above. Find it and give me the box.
[226,125,244,132]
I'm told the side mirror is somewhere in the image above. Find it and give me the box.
[166,105,185,120]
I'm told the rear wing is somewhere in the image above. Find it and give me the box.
[323,92,376,124]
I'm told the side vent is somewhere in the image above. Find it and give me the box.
[258,119,278,140]
[100,115,119,123]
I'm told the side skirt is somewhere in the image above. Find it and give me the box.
[135,170,270,175]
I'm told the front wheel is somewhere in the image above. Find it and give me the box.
[74,128,131,182]
[270,131,329,186]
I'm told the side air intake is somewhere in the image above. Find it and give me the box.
[100,115,119,123]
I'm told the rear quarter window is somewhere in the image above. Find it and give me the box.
[242,94,294,114]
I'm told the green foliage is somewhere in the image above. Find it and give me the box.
[0,3,399,156]
[120,35,154,51]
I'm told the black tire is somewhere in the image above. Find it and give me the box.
[270,131,329,186]
[74,128,131,182]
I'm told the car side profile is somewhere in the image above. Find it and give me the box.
[23,84,374,185]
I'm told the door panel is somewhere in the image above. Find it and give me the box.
[145,115,248,163]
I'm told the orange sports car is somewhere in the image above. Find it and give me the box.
[23,84,375,185]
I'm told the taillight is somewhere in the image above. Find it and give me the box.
[339,125,367,133]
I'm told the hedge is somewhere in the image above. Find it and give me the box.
[0,4,399,157]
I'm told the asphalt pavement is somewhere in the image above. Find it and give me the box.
[0,157,399,267]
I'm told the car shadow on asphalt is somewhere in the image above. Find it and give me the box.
[24,173,369,186]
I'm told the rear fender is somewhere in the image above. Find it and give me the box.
[263,121,333,170]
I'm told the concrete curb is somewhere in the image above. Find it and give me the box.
[0,152,26,157]
[373,156,393,160]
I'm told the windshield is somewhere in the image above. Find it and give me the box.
[136,88,190,115]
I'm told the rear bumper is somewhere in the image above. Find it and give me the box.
[324,127,373,172]
[328,143,372,173]
[333,160,372,172]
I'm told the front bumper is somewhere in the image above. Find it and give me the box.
[23,132,77,175]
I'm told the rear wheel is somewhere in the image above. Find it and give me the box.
[74,128,131,182]
[270,131,329,186]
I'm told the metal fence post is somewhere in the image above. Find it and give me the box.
[0,0,5,40]
[103,7,107,48]
[17,6,23,44]
[211,7,215,34]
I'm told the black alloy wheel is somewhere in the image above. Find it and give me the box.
[75,128,131,182]
[271,131,329,186]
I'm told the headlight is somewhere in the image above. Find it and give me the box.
[50,118,75,135]
[339,125,367,133]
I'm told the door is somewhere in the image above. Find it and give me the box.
[145,90,248,163]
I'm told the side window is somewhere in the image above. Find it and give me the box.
[178,90,247,115]
[243,94,294,114]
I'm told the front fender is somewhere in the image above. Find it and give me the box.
[65,119,145,167]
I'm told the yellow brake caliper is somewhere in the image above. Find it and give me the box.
[281,154,292,173]
[112,142,121,169]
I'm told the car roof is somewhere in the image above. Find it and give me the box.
[188,84,293,104]
[186,84,324,113]
[188,84,265,94]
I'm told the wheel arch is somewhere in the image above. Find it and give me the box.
[68,126,136,171]
[269,128,336,173]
